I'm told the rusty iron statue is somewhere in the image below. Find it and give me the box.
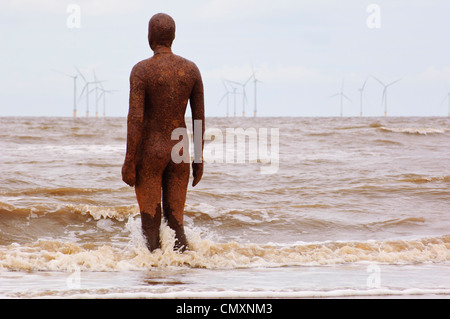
[122,13,205,252]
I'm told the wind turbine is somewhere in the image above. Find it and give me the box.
[92,69,107,118]
[250,66,262,117]
[93,70,100,117]
[54,70,78,117]
[98,88,117,117]
[231,86,238,118]
[219,79,231,117]
[371,76,401,117]
[75,66,104,118]
[225,80,240,118]
[358,77,369,117]
[329,78,351,117]
[228,76,252,117]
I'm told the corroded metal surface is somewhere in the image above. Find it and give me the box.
[122,13,205,252]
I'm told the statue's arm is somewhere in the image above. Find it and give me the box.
[190,65,205,187]
[122,65,145,187]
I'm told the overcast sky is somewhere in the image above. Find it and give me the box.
[1,0,450,117]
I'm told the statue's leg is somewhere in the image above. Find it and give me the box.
[135,161,165,252]
[139,208,161,252]
[162,161,190,252]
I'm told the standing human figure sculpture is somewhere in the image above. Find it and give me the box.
[122,13,205,252]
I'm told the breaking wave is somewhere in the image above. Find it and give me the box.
[378,126,447,135]
[1,215,449,272]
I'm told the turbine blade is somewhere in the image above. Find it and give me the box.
[387,78,401,87]
[342,94,352,102]
[222,78,230,92]
[79,84,88,99]
[228,80,242,86]
[53,69,75,78]
[74,66,87,83]
[371,75,384,86]
[244,74,253,85]
[329,93,340,98]
[361,77,369,90]
[91,80,106,85]
[250,61,255,74]
[219,93,228,104]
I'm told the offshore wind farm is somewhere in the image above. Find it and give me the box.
[219,67,261,118]
[371,76,402,118]
[325,74,432,118]
[217,68,449,118]
[329,78,351,117]
[2,1,450,302]
[54,64,450,119]
[56,66,117,118]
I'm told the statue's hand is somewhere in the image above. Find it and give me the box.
[192,162,203,187]
[122,159,136,187]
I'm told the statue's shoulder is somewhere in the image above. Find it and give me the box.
[173,55,200,72]
[130,58,152,80]
[132,58,150,72]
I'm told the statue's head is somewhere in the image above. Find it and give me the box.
[148,13,176,51]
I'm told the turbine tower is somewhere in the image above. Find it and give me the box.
[250,66,262,117]
[229,76,252,118]
[54,70,78,118]
[372,76,401,117]
[225,80,239,117]
[94,72,114,117]
[219,79,231,117]
[329,78,351,117]
[75,66,104,118]
[93,70,100,117]
[358,77,369,117]
[98,88,117,117]
[232,86,238,118]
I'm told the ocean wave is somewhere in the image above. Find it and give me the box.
[369,122,383,128]
[185,203,279,225]
[66,204,140,221]
[0,201,278,226]
[1,219,448,272]
[367,217,426,228]
[398,174,450,184]
[378,126,447,135]
[373,139,403,145]
[0,202,139,222]
[0,200,440,243]
[2,187,115,197]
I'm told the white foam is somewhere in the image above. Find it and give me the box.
[96,219,115,232]
[380,126,446,135]
[68,204,139,221]
[1,223,449,272]
[63,288,450,299]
